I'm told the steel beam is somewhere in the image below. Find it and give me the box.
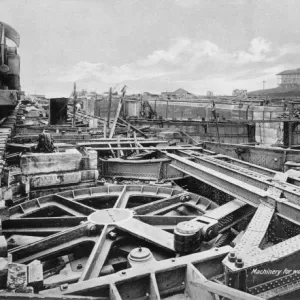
[222,202,300,298]
[41,246,231,298]
[168,153,300,224]
[168,152,267,206]
[99,158,185,181]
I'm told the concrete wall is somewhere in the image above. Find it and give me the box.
[251,106,284,146]
[81,98,96,116]
[94,98,119,119]
[204,142,286,171]
[133,119,251,144]
[147,100,252,121]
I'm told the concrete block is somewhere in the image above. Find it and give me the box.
[81,170,98,182]
[0,257,8,288]
[29,170,98,188]
[80,150,97,170]
[7,263,27,290]
[20,149,82,175]
[30,171,82,188]
[0,186,12,202]
[87,150,97,169]
[0,236,7,257]
[27,260,43,292]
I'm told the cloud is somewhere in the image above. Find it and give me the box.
[235,37,272,64]
[57,37,226,84]
[55,36,300,94]
[58,61,172,83]
[174,0,199,7]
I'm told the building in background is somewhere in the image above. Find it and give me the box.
[277,68,300,87]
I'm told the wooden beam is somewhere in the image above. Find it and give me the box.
[109,97,124,138]
[118,117,148,138]
[107,87,112,129]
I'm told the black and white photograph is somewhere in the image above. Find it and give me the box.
[0,1,300,299]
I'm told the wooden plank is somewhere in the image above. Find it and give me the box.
[109,97,124,138]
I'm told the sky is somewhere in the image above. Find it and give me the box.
[1,0,300,97]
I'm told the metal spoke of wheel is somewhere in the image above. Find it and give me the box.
[117,218,175,252]
[79,225,116,281]
[9,223,99,264]
[2,217,87,235]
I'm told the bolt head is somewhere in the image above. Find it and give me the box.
[235,257,244,268]
[228,252,236,262]
[108,231,117,240]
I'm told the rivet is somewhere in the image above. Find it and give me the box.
[235,258,244,268]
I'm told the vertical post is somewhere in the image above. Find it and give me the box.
[212,101,220,144]
[107,87,112,129]
[166,100,169,120]
[72,83,77,127]
[117,135,121,158]
[154,100,157,119]
[173,104,175,120]
[290,103,294,120]
[134,131,139,154]
[103,123,107,138]
[215,117,220,144]
[109,86,127,139]
[127,123,130,138]
[288,122,293,148]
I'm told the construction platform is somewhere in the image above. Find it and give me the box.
[1,99,300,300]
